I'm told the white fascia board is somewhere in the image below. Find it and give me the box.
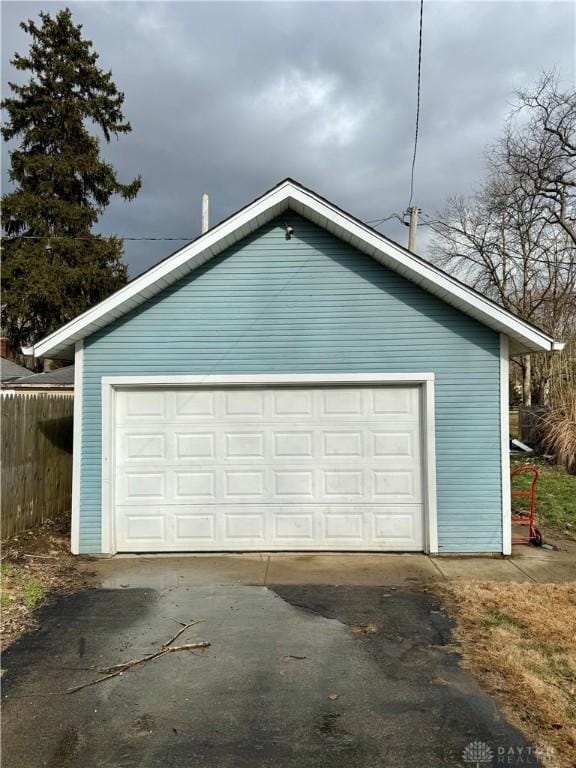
[28,179,558,359]
[70,340,83,554]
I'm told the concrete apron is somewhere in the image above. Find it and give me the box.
[80,547,576,590]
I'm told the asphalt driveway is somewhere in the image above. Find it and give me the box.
[2,581,537,768]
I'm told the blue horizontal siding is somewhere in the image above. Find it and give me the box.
[80,213,502,553]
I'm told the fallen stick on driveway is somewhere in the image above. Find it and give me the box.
[67,624,209,694]
[161,620,203,649]
[100,642,210,675]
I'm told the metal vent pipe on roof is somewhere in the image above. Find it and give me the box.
[202,193,209,234]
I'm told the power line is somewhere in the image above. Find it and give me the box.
[408,0,424,210]
[2,234,195,242]
[365,213,404,226]
[4,223,573,267]
[4,217,409,241]
[369,1,424,240]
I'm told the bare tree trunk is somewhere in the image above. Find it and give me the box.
[522,355,532,406]
[532,375,548,407]
[542,377,550,407]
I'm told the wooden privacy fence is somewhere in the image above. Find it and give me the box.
[1,394,74,538]
[519,405,548,450]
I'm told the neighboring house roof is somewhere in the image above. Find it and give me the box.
[5,365,75,390]
[23,178,562,361]
[0,357,32,382]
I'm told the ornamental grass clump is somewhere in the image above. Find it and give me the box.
[540,356,576,474]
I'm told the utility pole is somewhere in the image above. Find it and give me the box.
[201,193,209,234]
[407,206,419,252]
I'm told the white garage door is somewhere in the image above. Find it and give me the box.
[113,385,424,551]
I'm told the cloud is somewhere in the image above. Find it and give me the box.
[257,68,369,146]
[1,1,574,275]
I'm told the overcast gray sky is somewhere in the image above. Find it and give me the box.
[2,1,575,275]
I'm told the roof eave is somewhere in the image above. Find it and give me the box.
[5,384,74,390]
[23,179,561,360]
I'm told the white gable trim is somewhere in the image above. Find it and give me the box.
[23,180,560,360]
[500,334,512,556]
[70,340,83,554]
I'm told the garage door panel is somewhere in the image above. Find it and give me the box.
[175,390,215,418]
[273,470,315,498]
[273,431,314,458]
[224,431,265,458]
[224,470,265,498]
[120,510,166,545]
[373,507,421,544]
[323,469,363,497]
[175,514,215,540]
[321,388,363,416]
[372,387,418,416]
[114,386,424,551]
[323,431,363,457]
[373,470,420,502]
[176,432,216,459]
[175,471,215,499]
[372,428,419,459]
[324,513,364,540]
[117,471,165,502]
[118,426,419,465]
[115,503,424,551]
[272,390,313,417]
[122,433,166,461]
[224,390,265,417]
[116,469,422,507]
[120,390,166,420]
[274,514,314,539]
[224,514,265,541]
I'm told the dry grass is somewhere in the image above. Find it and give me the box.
[541,387,576,475]
[540,350,576,475]
[436,582,576,768]
[0,520,94,651]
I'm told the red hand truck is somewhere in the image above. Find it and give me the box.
[511,465,542,546]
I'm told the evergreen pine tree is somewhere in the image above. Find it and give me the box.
[1,8,141,352]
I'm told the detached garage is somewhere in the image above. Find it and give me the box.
[25,179,561,556]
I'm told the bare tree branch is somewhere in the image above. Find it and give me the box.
[430,72,576,406]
